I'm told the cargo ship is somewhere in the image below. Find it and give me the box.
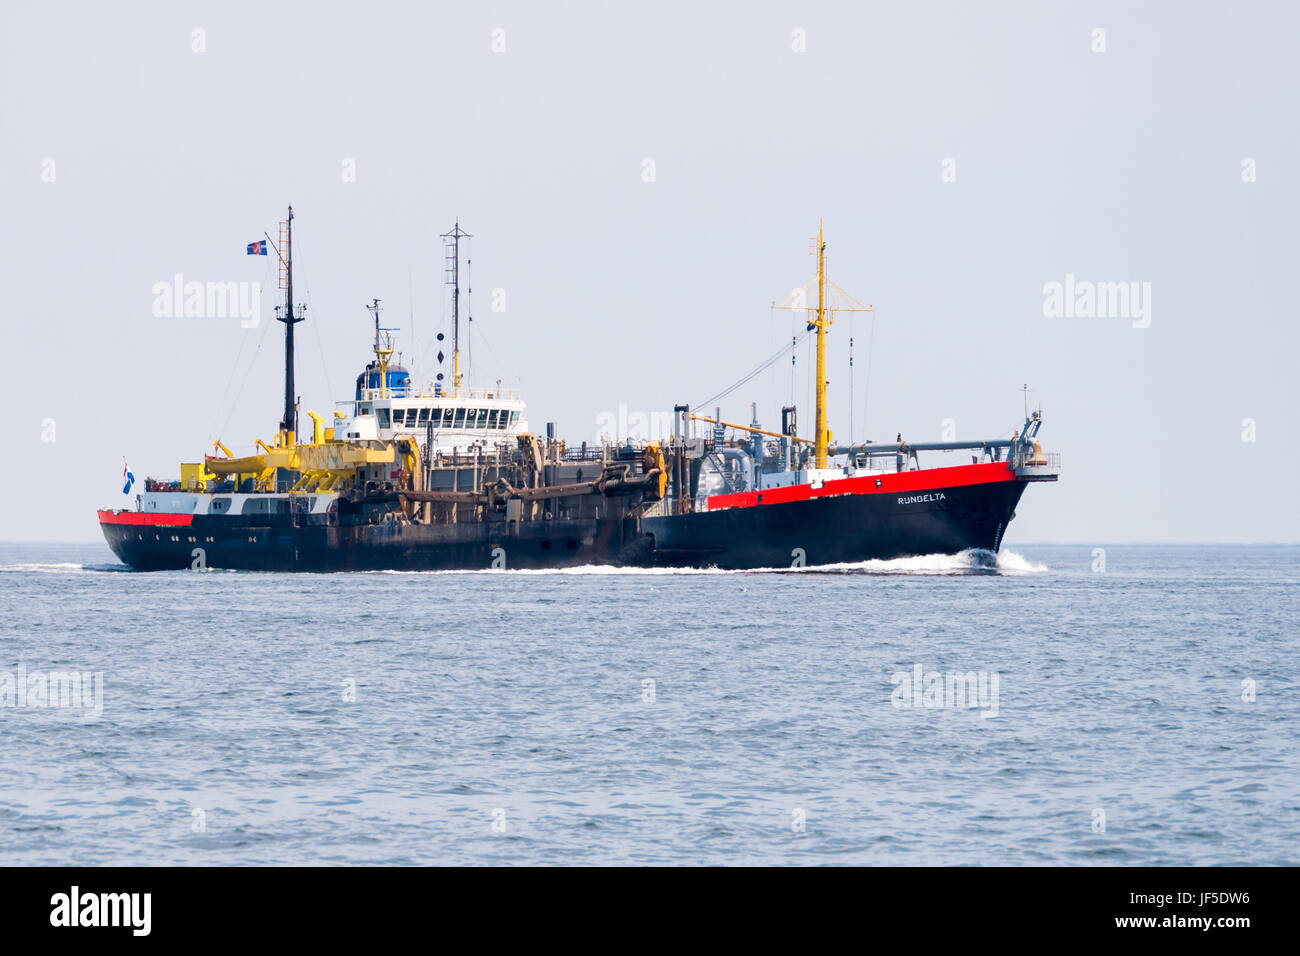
[98,209,1059,571]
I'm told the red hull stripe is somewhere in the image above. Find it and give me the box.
[97,510,194,527]
[707,461,1016,512]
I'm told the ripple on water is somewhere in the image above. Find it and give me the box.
[0,542,1296,864]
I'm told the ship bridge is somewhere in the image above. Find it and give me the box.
[337,385,529,453]
[335,294,529,452]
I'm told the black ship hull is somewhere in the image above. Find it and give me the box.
[99,469,1030,572]
[643,475,1026,569]
[98,514,653,572]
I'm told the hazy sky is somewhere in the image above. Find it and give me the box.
[3,1,1297,543]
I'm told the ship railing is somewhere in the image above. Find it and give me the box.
[558,439,678,462]
[419,386,523,401]
[850,445,1017,471]
[353,385,415,400]
[1016,451,1061,470]
[640,498,673,518]
[427,444,521,467]
[561,445,610,462]
[354,385,524,402]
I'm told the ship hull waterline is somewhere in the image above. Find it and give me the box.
[98,472,1030,572]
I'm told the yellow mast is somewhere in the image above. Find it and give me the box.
[813,219,829,468]
[368,299,394,398]
[772,221,873,470]
[377,345,394,399]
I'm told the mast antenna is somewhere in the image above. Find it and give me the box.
[441,220,472,391]
[466,253,473,384]
[275,205,306,443]
[368,298,396,399]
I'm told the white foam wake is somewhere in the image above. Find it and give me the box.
[0,550,1048,577]
[986,549,1050,574]
[0,561,133,574]
[0,562,95,574]
[812,548,1048,575]
[367,549,1048,576]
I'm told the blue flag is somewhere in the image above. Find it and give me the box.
[247,240,267,255]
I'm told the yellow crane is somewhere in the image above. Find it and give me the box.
[690,413,811,444]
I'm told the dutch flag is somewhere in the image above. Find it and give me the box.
[122,460,135,495]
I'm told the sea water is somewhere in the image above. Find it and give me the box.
[0,542,1295,865]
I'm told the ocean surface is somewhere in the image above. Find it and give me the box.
[0,542,1296,866]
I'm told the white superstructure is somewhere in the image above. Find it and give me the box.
[337,384,529,454]
[335,294,530,454]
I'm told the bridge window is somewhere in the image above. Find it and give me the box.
[404,408,419,427]
[487,409,500,429]
[509,411,520,427]
[440,407,454,427]
[418,407,431,424]
[453,408,466,429]
[377,408,391,429]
